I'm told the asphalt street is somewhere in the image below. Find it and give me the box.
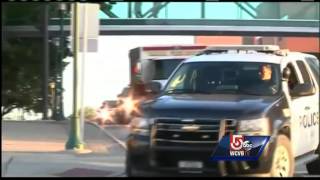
[101,125,318,177]
[2,121,319,177]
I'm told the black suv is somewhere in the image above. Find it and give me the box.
[125,46,320,177]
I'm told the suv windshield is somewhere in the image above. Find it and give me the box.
[164,62,281,96]
[153,59,184,80]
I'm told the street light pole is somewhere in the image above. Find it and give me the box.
[42,3,49,120]
[80,4,88,144]
[66,2,85,150]
[57,2,66,121]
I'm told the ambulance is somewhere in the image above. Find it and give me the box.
[129,45,208,88]
[113,45,207,124]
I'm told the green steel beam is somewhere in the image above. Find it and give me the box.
[234,2,256,18]
[146,2,169,18]
[4,19,319,37]
[201,2,205,19]
[99,2,118,18]
[243,2,257,13]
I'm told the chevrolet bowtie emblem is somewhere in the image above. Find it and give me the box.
[181,125,200,132]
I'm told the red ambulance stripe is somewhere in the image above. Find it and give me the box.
[143,46,207,51]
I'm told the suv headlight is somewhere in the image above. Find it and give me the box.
[130,117,151,135]
[238,118,270,135]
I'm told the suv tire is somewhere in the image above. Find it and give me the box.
[306,158,320,175]
[270,135,294,177]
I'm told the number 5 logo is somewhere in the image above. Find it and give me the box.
[230,134,244,151]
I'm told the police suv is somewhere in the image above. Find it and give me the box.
[126,45,319,177]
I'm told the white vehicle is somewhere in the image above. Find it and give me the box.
[111,45,207,124]
[129,45,207,88]
[126,45,319,177]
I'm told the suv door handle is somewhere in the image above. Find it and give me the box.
[305,106,310,111]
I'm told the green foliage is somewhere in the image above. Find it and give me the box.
[3,3,65,26]
[2,38,42,114]
[2,3,71,116]
[78,107,97,120]
[3,3,43,26]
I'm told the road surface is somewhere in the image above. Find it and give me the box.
[2,121,319,177]
[101,124,318,177]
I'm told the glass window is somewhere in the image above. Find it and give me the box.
[205,2,243,20]
[153,59,184,80]
[305,57,319,85]
[166,2,201,19]
[164,62,281,96]
[296,61,312,84]
[98,2,319,20]
[286,63,299,91]
[112,2,129,18]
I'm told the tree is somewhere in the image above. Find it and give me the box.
[2,3,70,116]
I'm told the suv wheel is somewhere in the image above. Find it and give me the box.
[125,152,142,177]
[125,153,134,177]
[306,137,320,174]
[270,135,294,177]
[306,158,320,175]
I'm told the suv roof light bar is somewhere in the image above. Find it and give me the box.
[196,45,290,56]
[205,45,280,51]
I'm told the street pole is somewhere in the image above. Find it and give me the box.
[57,3,66,120]
[2,3,6,49]
[66,2,85,150]
[42,3,49,120]
[80,4,88,142]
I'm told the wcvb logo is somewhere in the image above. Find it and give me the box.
[229,134,253,156]
[210,134,270,161]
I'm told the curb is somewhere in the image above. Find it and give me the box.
[87,122,127,150]
[65,149,93,155]
[103,124,130,128]
[2,120,68,123]
[2,156,14,177]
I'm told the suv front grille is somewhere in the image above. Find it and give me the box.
[151,118,237,150]
[150,118,237,168]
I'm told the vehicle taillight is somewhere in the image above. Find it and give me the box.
[132,63,141,75]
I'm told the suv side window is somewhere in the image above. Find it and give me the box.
[305,57,319,86]
[286,63,299,91]
[296,60,313,85]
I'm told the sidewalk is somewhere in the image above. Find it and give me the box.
[2,120,110,153]
[2,151,125,177]
[1,120,126,177]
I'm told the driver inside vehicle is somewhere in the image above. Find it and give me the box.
[259,64,272,81]
[256,64,278,94]
[239,64,278,95]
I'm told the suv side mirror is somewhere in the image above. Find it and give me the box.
[290,83,315,97]
[145,81,162,94]
[282,67,291,80]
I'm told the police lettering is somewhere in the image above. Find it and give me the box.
[300,112,319,128]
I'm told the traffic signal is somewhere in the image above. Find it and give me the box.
[64,36,73,57]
